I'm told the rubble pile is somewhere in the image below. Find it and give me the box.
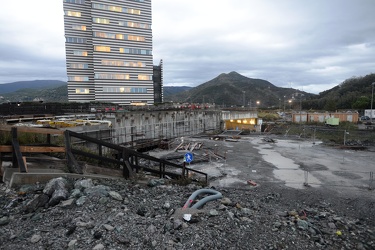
[0,177,374,249]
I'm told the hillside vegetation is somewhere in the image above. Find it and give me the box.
[1,73,374,111]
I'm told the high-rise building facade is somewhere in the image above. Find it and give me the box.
[63,0,154,105]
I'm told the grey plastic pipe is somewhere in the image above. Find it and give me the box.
[183,189,223,209]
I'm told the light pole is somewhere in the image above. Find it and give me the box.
[299,94,304,124]
[344,130,349,145]
[371,82,375,124]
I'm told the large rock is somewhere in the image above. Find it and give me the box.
[43,177,69,206]
[74,179,94,191]
[49,188,69,206]
[43,177,68,196]
[24,194,49,213]
[84,185,110,198]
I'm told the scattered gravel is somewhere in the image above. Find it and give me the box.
[0,176,374,250]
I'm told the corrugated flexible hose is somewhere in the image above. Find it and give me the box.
[183,189,223,209]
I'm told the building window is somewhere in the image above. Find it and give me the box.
[64,0,85,3]
[93,17,109,24]
[72,25,86,31]
[95,74,129,80]
[66,37,86,43]
[94,46,111,52]
[68,63,88,69]
[128,35,145,42]
[94,32,125,40]
[131,88,147,93]
[68,76,89,81]
[103,87,146,93]
[119,21,150,29]
[94,32,142,41]
[104,87,129,92]
[120,48,152,55]
[73,50,88,56]
[126,8,141,15]
[127,61,145,67]
[92,3,140,15]
[65,11,81,17]
[75,88,90,94]
[138,74,152,80]
[116,34,125,40]
[94,32,115,39]
[101,60,146,67]
[102,60,124,66]
[93,3,122,12]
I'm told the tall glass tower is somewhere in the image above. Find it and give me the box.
[63,0,154,105]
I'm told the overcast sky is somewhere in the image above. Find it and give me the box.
[0,0,374,94]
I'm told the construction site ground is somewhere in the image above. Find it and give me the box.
[1,132,374,249]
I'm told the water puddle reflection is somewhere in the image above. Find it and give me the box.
[252,138,321,189]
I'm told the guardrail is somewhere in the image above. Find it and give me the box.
[64,130,208,184]
[0,126,65,172]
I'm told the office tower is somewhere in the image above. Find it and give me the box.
[63,0,154,105]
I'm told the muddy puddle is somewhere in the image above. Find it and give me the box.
[251,138,322,189]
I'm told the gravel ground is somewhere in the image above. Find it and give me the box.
[0,175,374,250]
[0,135,374,250]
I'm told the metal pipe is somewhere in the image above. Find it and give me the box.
[183,189,223,209]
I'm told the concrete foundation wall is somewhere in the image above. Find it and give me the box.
[112,110,222,144]
[63,109,258,146]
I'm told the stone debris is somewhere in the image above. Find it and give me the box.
[0,177,374,249]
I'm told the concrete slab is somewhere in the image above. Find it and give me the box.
[3,168,65,183]
[7,171,122,188]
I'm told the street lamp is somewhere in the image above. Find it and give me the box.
[371,82,375,124]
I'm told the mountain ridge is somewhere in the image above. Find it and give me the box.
[0,80,66,94]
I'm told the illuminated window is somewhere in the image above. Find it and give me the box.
[65,11,81,17]
[73,50,88,56]
[138,74,152,80]
[95,74,129,80]
[116,34,124,40]
[126,61,145,67]
[109,6,122,12]
[93,17,109,24]
[102,60,124,66]
[128,35,145,42]
[127,8,141,15]
[68,76,89,81]
[103,87,146,94]
[94,32,125,40]
[75,88,89,94]
[72,25,86,31]
[94,46,111,52]
[69,63,88,69]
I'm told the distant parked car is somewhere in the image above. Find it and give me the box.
[360,116,370,121]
